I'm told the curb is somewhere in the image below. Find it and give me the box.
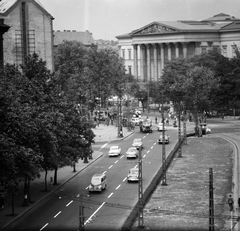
[1,152,104,231]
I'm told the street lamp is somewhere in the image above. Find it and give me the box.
[161,93,167,186]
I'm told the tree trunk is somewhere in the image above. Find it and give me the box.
[44,169,48,191]
[54,167,58,185]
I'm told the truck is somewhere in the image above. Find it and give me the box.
[139,118,152,133]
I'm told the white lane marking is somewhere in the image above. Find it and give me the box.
[108,192,113,198]
[143,154,146,158]
[143,136,146,138]
[151,146,153,149]
[134,164,138,168]
[54,211,62,218]
[154,142,156,145]
[85,202,106,225]
[120,155,124,159]
[115,160,119,164]
[101,143,108,149]
[109,165,113,169]
[103,171,107,174]
[147,150,150,153]
[86,186,89,190]
[116,184,121,190]
[40,223,49,230]
[123,177,127,182]
[76,194,80,197]
[66,200,73,207]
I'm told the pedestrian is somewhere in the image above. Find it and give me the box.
[227,194,234,211]
[238,197,240,209]
[155,117,157,124]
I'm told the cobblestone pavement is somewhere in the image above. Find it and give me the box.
[131,136,234,231]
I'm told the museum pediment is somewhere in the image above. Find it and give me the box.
[132,23,177,35]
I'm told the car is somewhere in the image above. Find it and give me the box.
[108,146,121,157]
[126,147,138,159]
[157,122,167,131]
[200,123,211,135]
[158,134,170,144]
[127,167,139,182]
[132,138,143,150]
[88,173,107,192]
[131,117,140,126]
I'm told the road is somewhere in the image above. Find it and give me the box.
[6,124,181,231]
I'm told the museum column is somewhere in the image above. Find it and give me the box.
[147,44,151,81]
[159,43,164,74]
[167,43,171,61]
[175,42,179,58]
[140,44,145,81]
[133,44,138,80]
[182,42,188,58]
[153,43,158,81]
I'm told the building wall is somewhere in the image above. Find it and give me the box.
[2,1,53,71]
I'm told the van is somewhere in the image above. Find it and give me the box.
[88,173,107,192]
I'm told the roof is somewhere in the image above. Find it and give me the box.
[0,0,53,18]
[202,13,240,22]
[54,30,95,46]
[116,13,240,38]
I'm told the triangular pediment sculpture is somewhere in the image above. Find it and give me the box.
[133,23,177,35]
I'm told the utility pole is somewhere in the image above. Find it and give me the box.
[178,104,182,157]
[138,146,144,228]
[183,108,187,145]
[209,168,214,231]
[161,92,167,185]
[79,194,85,231]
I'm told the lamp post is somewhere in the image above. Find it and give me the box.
[161,93,167,186]
[138,146,144,228]
[178,103,182,157]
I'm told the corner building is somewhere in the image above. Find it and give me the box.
[116,13,240,81]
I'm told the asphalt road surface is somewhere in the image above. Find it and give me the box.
[6,124,181,231]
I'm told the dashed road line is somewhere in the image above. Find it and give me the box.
[108,165,113,169]
[66,200,73,207]
[103,171,107,174]
[120,155,124,159]
[108,192,113,198]
[115,160,119,164]
[54,211,61,218]
[143,154,146,158]
[147,150,150,153]
[116,184,121,190]
[123,177,127,182]
[100,143,108,149]
[40,223,49,230]
[151,146,153,149]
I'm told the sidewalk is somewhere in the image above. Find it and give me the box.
[0,124,135,231]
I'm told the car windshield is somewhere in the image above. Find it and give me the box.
[128,148,136,152]
[129,169,138,174]
[110,146,118,151]
[91,177,101,185]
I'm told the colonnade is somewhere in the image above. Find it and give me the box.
[133,42,202,81]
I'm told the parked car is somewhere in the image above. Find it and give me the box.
[108,146,121,157]
[88,173,107,193]
[126,147,138,159]
[132,138,143,150]
[199,123,211,135]
[157,122,167,131]
[127,167,139,182]
[158,134,170,144]
[131,117,140,126]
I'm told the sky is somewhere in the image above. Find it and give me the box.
[39,0,240,41]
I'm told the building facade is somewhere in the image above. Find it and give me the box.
[0,0,54,71]
[116,13,240,81]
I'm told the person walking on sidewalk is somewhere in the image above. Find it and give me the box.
[227,194,234,211]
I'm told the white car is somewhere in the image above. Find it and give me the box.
[158,134,170,144]
[132,138,143,149]
[131,117,140,126]
[127,167,139,182]
[126,147,138,159]
[108,146,121,157]
[157,122,167,131]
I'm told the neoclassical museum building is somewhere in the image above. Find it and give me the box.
[116,13,240,81]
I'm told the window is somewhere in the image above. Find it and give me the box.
[128,49,131,59]
[128,66,132,75]
[232,45,237,57]
[122,49,125,59]
[222,46,227,57]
